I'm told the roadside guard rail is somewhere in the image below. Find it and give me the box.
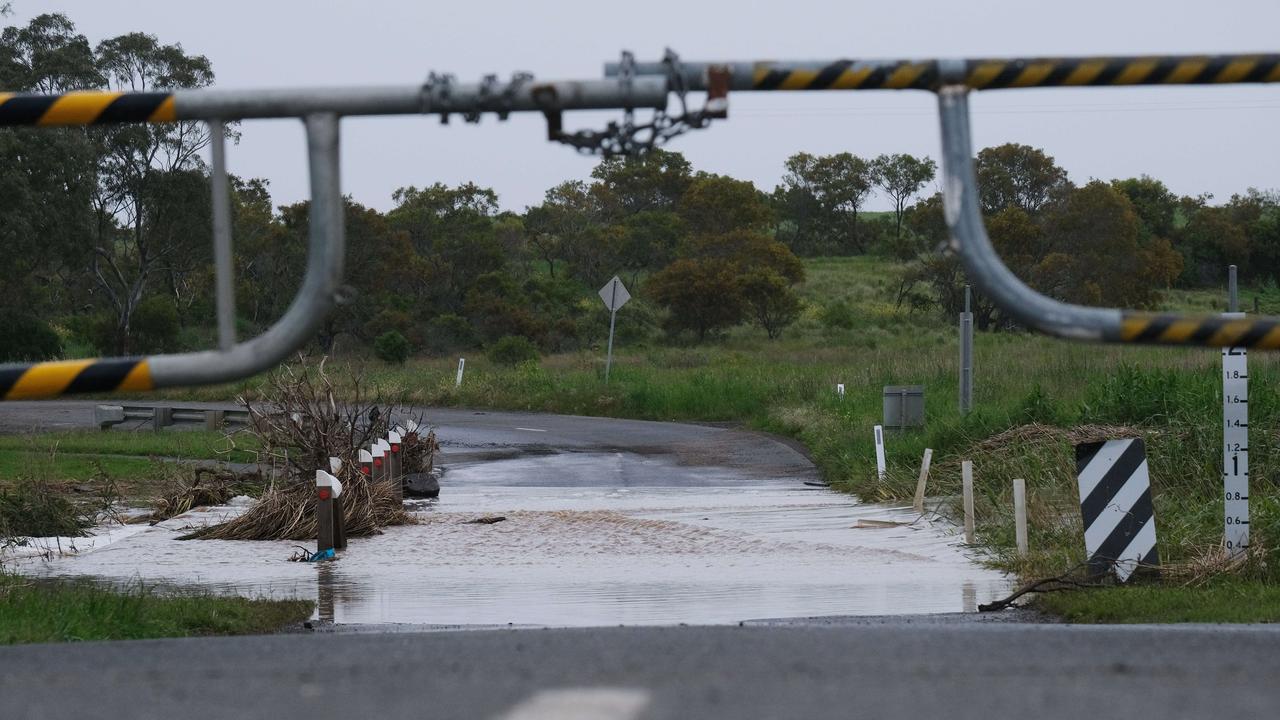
[2,53,1278,402]
[604,53,1280,348]
[94,404,250,430]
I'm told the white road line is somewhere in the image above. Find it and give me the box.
[514,427,547,432]
[494,687,651,720]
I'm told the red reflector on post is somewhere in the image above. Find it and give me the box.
[374,458,383,467]
[361,465,371,475]
[391,444,400,452]
[318,488,331,500]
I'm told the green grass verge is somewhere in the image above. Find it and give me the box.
[0,451,154,485]
[0,573,313,644]
[0,430,260,466]
[1037,580,1280,623]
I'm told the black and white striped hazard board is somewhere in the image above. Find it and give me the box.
[1075,438,1159,582]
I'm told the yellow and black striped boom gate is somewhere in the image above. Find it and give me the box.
[4,53,1279,402]
[608,53,1280,349]
[0,74,675,399]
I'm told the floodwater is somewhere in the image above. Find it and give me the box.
[13,452,1013,627]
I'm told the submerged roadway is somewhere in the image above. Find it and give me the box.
[2,401,1278,718]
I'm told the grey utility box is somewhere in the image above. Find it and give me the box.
[883,385,925,429]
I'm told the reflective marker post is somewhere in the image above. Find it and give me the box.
[328,457,347,550]
[316,469,344,554]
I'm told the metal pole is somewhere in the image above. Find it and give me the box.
[1229,264,1239,312]
[605,309,617,384]
[210,119,236,351]
[960,285,974,415]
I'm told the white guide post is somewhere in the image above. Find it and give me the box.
[1013,477,1028,557]
[873,425,886,481]
[961,460,975,544]
[912,448,933,514]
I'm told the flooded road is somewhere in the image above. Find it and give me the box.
[16,449,1012,626]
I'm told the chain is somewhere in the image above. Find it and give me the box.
[548,48,723,158]
[421,50,722,157]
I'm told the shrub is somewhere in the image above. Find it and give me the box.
[424,313,476,354]
[0,311,60,362]
[487,335,540,366]
[374,330,410,364]
[818,300,858,330]
[131,296,180,353]
[0,479,94,538]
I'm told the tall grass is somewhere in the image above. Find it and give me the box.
[0,573,312,643]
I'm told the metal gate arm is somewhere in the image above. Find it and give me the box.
[937,86,1280,348]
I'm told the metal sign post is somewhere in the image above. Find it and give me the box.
[1223,265,1250,557]
[597,276,631,383]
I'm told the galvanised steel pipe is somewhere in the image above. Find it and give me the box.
[0,77,669,127]
[938,85,1280,348]
[606,54,1280,92]
[0,75,670,399]
[606,53,1280,348]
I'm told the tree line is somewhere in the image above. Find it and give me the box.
[3,12,1278,362]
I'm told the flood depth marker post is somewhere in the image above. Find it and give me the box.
[1223,264,1250,557]
[598,275,631,384]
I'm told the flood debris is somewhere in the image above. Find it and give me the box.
[178,358,431,541]
[853,519,908,529]
[464,516,508,525]
[404,470,441,498]
[149,466,262,524]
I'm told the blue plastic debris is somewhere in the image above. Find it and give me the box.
[308,548,336,562]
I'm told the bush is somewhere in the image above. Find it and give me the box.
[818,300,858,330]
[0,479,93,538]
[487,335,540,366]
[424,313,475,354]
[0,311,60,362]
[374,330,411,364]
[131,296,180,353]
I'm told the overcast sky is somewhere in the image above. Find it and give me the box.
[10,1,1280,212]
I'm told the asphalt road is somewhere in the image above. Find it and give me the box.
[0,400,816,485]
[3,621,1279,719]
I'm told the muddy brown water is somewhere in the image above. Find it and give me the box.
[11,451,1012,627]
